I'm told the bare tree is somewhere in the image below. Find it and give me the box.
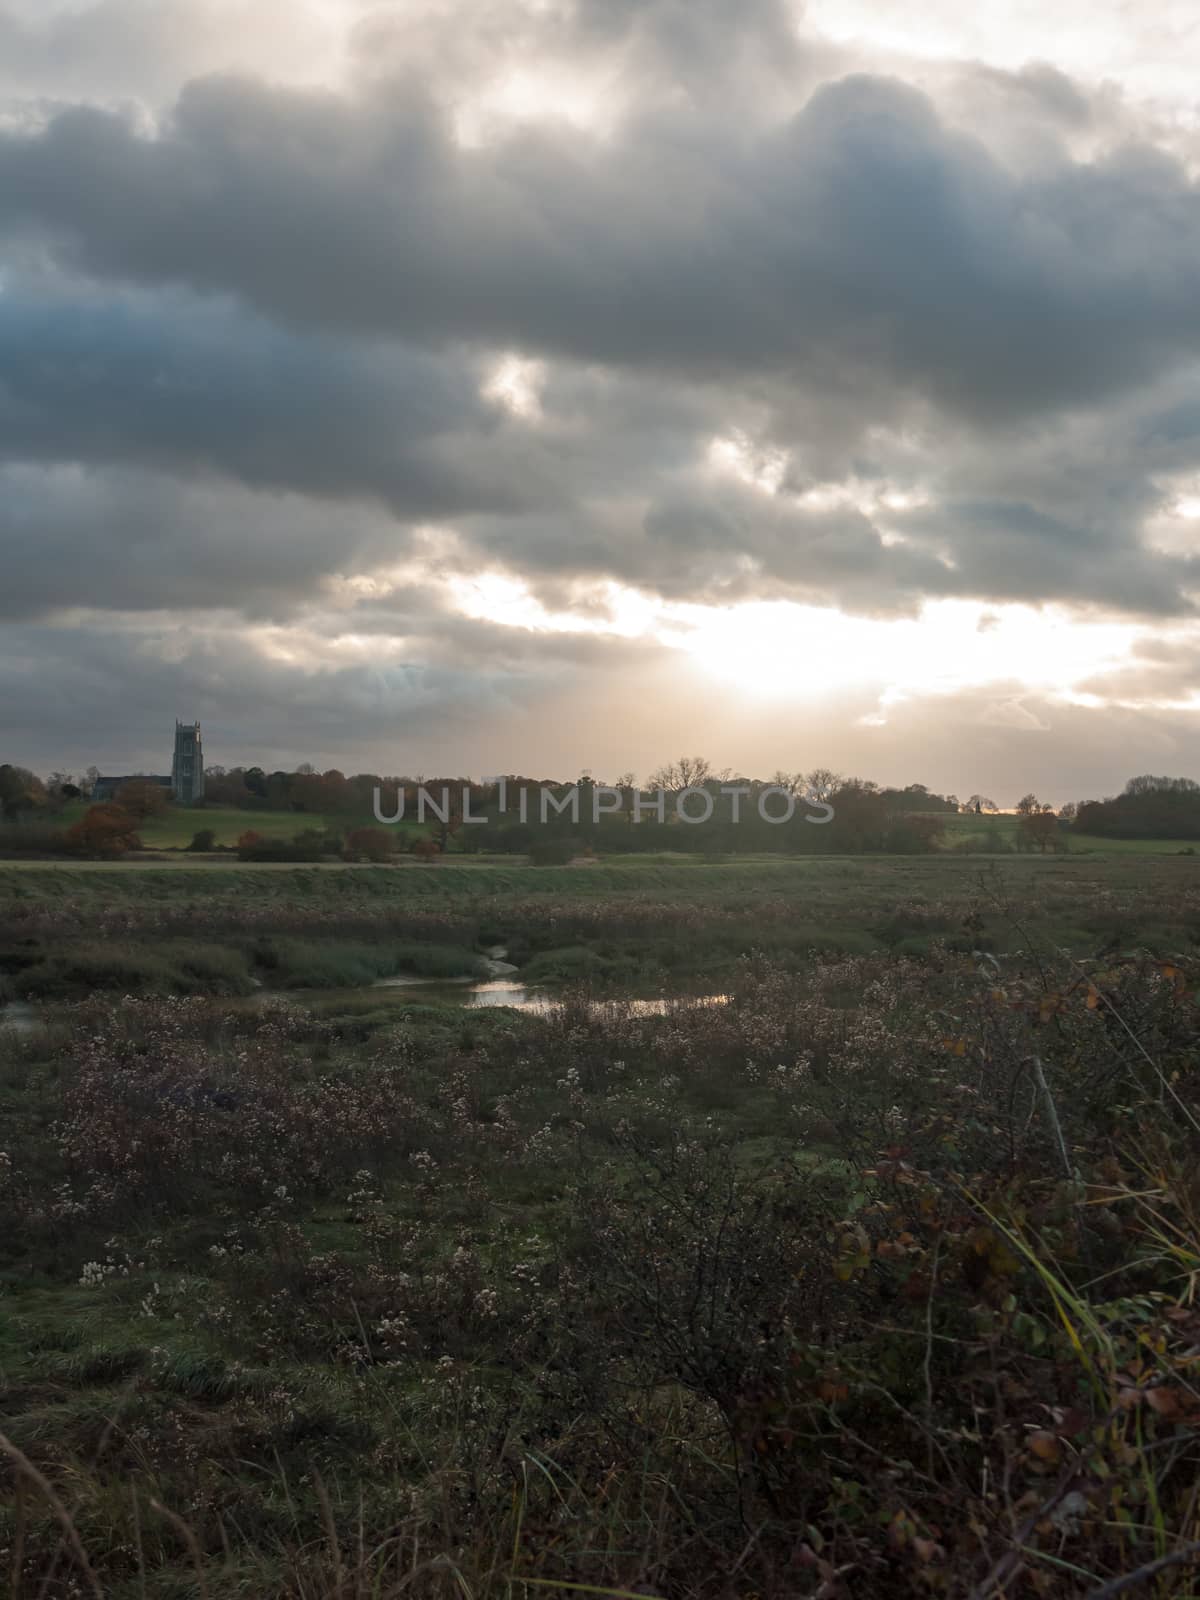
[611,771,637,823]
[771,770,807,794]
[804,768,842,803]
[649,755,712,792]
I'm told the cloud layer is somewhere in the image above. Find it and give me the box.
[2,0,1199,792]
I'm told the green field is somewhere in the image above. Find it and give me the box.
[933,808,1199,854]
[26,798,1200,857]
[51,799,421,848]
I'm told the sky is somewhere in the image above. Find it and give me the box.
[3,0,1200,802]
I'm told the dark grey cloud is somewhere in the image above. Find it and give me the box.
[0,465,421,620]
[0,288,560,517]
[2,260,1197,626]
[2,68,1199,423]
[890,497,1199,617]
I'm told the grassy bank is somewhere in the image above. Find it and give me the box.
[3,857,1200,999]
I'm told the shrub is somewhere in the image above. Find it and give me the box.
[114,780,169,820]
[261,940,389,988]
[883,815,944,853]
[0,823,71,857]
[392,942,487,979]
[237,831,325,862]
[17,944,178,997]
[523,944,614,980]
[186,828,217,852]
[258,937,485,987]
[5,946,1200,1595]
[65,805,142,857]
[344,827,393,863]
[15,940,253,998]
[528,836,576,866]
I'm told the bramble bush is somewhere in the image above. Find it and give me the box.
[1,940,1200,1595]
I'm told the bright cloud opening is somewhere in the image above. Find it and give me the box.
[483,353,546,421]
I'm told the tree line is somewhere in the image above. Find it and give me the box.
[3,760,1199,858]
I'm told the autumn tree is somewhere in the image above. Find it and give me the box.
[114,780,169,821]
[344,826,393,862]
[202,768,255,807]
[1015,796,1061,853]
[65,804,142,857]
[0,765,46,823]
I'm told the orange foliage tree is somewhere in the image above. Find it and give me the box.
[344,827,393,862]
[65,804,142,858]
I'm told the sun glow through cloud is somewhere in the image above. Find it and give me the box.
[482,353,546,421]
[671,599,1139,710]
[441,569,1152,715]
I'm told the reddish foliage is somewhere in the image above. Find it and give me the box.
[65,804,142,858]
[344,826,393,862]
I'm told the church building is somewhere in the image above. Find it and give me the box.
[92,721,205,805]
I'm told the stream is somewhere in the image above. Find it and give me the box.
[0,945,731,1030]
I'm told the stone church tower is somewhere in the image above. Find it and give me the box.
[171,720,204,804]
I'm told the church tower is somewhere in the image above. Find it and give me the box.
[171,721,204,804]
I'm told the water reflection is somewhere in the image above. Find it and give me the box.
[371,978,729,1014]
[0,1001,38,1034]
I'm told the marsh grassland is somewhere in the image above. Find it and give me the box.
[3,857,1200,1597]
